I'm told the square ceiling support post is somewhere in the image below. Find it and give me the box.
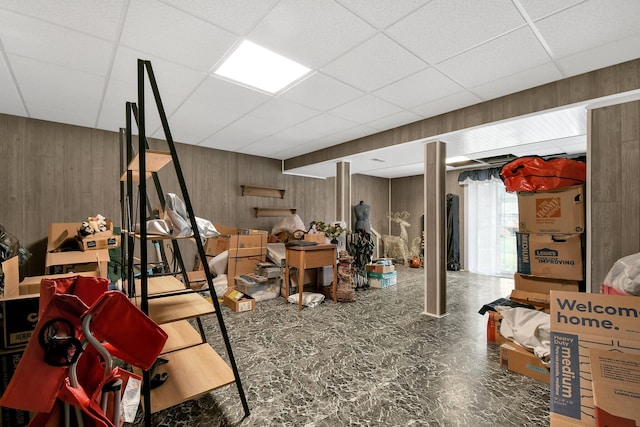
[424,141,448,318]
[335,162,351,227]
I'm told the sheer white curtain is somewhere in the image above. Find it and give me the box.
[462,176,517,277]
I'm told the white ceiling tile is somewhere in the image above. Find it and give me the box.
[199,114,286,151]
[555,34,640,77]
[518,0,584,20]
[373,68,464,109]
[239,126,325,158]
[471,62,563,100]
[0,54,26,116]
[110,46,206,98]
[535,0,640,59]
[386,0,525,64]
[322,33,426,92]
[411,91,482,119]
[335,0,430,29]
[329,124,378,142]
[159,100,243,144]
[294,113,358,136]
[0,10,113,76]
[0,0,125,41]
[279,72,364,111]
[159,0,279,35]
[247,0,376,69]
[189,75,270,112]
[437,27,550,88]
[9,55,103,122]
[365,110,423,131]
[249,98,320,129]
[120,0,238,72]
[329,95,403,124]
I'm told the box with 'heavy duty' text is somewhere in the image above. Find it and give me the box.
[550,291,640,426]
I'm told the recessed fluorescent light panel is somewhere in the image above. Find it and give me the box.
[214,40,311,94]
[445,156,469,164]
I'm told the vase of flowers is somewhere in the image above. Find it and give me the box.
[310,221,345,244]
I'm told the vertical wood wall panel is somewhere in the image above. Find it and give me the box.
[351,174,389,235]
[591,100,640,288]
[1,114,391,277]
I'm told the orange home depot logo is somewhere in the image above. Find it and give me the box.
[536,197,561,218]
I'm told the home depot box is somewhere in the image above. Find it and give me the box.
[516,233,583,280]
[0,349,31,426]
[549,291,640,426]
[514,273,580,295]
[223,289,255,313]
[500,341,550,383]
[518,185,585,234]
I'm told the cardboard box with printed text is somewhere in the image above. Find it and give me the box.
[516,233,583,280]
[518,185,585,234]
[550,291,640,426]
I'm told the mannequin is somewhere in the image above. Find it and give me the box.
[353,201,371,232]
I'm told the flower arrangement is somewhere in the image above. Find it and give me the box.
[310,221,345,241]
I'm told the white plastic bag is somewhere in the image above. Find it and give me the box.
[164,193,219,241]
[602,252,640,295]
[271,214,306,235]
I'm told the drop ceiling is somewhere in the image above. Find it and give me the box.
[1,0,639,179]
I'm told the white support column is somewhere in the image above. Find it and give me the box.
[423,141,448,317]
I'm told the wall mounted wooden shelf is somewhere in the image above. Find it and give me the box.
[241,185,285,199]
[254,207,296,217]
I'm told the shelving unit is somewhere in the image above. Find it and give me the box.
[122,59,249,426]
[241,185,285,198]
[254,207,296,217]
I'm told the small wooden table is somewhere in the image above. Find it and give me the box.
[283,244,337,311]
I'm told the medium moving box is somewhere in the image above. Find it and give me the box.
[514,273,579,294]
[516,233,583,280]
[500,341,550,383]
[518,185,585,234]
[550,291,640,426]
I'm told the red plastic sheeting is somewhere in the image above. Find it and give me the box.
[500,156,586,193]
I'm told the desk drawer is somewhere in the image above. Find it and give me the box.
[304,249,335,269]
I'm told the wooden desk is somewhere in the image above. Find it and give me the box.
[283,244,337,311]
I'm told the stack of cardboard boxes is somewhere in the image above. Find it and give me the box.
[366,260,397,288]
[495,185,585,383]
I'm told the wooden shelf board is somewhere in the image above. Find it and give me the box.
[147,292,215,324]
[241,185,285,199]
[120,150,172,181]
[134,276,186,296]
[254,207,296,217]
[160,320,203,353]
[144,344,235,414]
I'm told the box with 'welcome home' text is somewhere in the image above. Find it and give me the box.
[550,291,640,426]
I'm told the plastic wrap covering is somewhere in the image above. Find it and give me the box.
[0,224,32,293]
[164,193,219,240]
[601,252,640,295]
[271,214,306,235]
[500,156,586,192]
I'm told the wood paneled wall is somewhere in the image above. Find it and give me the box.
[0,113,391,277]
[351,174,390,236]
[590,100,640,290]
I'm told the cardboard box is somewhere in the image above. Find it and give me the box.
[514,273,580,294]
[518,185,585,234]
[0,295,39,350]
[589,348,640,427]
[509,289,550,310]
[550,291,640,426]
[500,341,550,383]
[368,271,397,288]
[77,219,120,251]
[487,311,510,345]
[304,233,325,243]
[0,349,31,426]
[366,264,395,274]
[516,233,583,280]
[18,271,100,296]
[223,289,255,313]
[45,249,109,277]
